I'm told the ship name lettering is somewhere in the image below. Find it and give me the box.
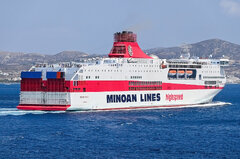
[140,93,161,102]
[107,94,137,103]
[107,93,161,103]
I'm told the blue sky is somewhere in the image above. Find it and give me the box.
[0,0,239,54]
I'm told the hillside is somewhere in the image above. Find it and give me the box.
[0,38,240,83]
[0,51,90,82]
[145,39,240,60]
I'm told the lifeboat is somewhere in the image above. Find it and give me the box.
[186,70,193,76]
[168,70,177,76]
[177,70,185,76]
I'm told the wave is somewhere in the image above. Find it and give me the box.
[87,101,232,112]
[143,101,232,110]
[90,101,232,112]
[0,108,64,116]
[187,101,232,108]
[0,101,232,116]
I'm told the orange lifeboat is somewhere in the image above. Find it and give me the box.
[177,70,185,76]
[168,70,177,76]
[186,70,193,76]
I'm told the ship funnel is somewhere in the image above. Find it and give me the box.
[114,31,137,42]
[108,31,152,59]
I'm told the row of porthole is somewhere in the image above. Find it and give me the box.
[84,70,123,72]
[128,65,159,67]
[85,76,99,80]
[83,69,161,73]
[130,76,142,79]
[100,64,160,67]
[130,70,160,72]
[203,71,220,73]
[129,81,162,86]
[129,86,162,91]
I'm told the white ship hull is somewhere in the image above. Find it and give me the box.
[19,88,222,111]
[70,89,222,110]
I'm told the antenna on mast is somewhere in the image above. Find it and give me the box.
[180,43,192,59]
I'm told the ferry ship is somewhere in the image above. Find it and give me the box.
[17,31,229,111]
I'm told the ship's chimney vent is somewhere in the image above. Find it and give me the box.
[114,31,137,42]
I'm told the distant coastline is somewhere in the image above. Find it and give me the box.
[0,80,20,84]
[1,38,240,84]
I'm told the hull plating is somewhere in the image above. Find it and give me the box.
[18,89,222,111]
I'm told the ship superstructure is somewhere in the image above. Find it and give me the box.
[17,31,229,111]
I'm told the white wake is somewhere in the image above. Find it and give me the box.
[186,101,232,108]
[0,108,64,116]
[0,101,232,116]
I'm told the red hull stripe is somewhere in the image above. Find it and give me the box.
[17,105,70,111]
[20,80,224,92]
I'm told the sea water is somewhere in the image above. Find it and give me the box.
[0,84,239,158]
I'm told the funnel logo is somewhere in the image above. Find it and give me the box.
[128,45,133,56]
